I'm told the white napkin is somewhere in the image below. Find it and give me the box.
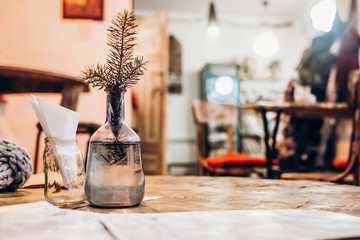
[30,95,80,139]
[30,95,80,188]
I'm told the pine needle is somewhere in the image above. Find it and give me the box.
[81,10,147,92]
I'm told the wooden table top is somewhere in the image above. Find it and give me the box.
[0,65,89,94]
[243,101,353,119]
[2,174,360,217]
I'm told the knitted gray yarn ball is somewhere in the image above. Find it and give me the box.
[0,140,32,191]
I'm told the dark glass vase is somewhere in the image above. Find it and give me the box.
[85,88,145,207]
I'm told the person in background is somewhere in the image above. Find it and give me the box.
[278,9,360,172]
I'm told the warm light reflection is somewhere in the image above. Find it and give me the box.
[310,0,336,32]
[64,0,87,6]
[252,30,280,58]
[215,76,234,95]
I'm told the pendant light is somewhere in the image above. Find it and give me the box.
[207,2,221,37]
[252,0,280,58]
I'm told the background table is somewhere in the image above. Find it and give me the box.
[0,65,89,110]
[0,65,94,172]
[243,101,358,184]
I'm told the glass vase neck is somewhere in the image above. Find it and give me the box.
[105,89,126,137]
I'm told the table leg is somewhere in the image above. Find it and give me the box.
[60,84,83,111]
[260,109,282,179]
[260,110,271,178]
[0,99,18,142]
[272,111,282,151]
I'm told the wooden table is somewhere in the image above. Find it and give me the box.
[3,175,360,239]
[1,175,360,217]
[243,101,358,184]
[0,65,89,110]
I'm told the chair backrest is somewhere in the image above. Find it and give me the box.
[192,99,239,125]
[347,70,360,110]
[192,99,239,156]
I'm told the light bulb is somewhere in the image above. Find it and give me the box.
[215,76,234,95]
[207,23,221,37]
[310,0,336,32]
[252,30,280,58]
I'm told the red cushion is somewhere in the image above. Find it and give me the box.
[333,158,348,168]
[205,152,276,167]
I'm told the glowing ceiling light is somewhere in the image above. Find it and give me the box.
[215,76,234,95]
[310,0,336,32]
[252,30,280,58]
[207,24,221,37]
[207,2,221,37]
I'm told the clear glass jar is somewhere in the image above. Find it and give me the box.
[43,137,85,207]
[85,88,145,207]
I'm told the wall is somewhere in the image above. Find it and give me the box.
[0,0,133,170]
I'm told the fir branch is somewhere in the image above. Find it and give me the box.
[81,64,109,90]
[81,10,147,91]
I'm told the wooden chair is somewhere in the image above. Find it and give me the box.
[329,69,360,184]
[192,99,269,176]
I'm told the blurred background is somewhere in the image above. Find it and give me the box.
[0,0,355,175]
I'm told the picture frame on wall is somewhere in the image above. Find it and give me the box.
[63,0,104,20]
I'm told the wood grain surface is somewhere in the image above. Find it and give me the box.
[2,175,360,217]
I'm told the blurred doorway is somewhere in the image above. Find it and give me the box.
[133,9,169,175]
